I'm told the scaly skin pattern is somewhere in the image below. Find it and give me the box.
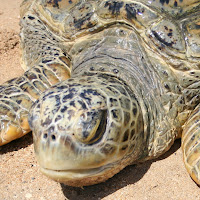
[1,0,200,187]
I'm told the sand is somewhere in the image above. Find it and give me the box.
[0,1,199,199]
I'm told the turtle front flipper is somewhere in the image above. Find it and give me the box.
[182,105,200,184]
[0,57,71,146]
[0,13,72,146]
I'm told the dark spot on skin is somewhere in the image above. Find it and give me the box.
[133,108,137,116]
[125,4,137,20]
[42,59,52,63]
[109,97,118,107]
[162,70,169,77]
[74,12,93,29]
[104,1,124,15]
[110,98,116,103]
[70,100,76,107]
[77,100,87,109]
[167,32,173,37]
[47,0,62,8]
[55,115,62,122]
[123,130,129,142]
[164,26,168,30]
[131,121,135,126]
[43,92,54,101]
[164,83,170,90]
[57,85,68,90]
[121,145,128,151]
[179,100,184,104]
[16,99,22,104]
[55,95,61,106]
[63,93,74,101]
[111,110,118,119]
[80,89,102,103]
[160,0,169,5]
[41,116,52,127]
[152,30,174,47]
[37,20,42,24]
[28,16,35,20]
[191,135,195,141]
[34,104,40,113]
[61,106,67,113]
[35,68,41,73]
[130,129,135,139]
[174,1,178,7]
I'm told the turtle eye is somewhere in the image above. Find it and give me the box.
[74,110,107,144]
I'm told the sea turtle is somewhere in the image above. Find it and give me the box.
[0,0,200,187]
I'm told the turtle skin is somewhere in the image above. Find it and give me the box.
[0,0,200,187]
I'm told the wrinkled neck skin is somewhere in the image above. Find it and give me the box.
[70,25,177,160]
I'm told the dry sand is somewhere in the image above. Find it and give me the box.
[0,1,199,199]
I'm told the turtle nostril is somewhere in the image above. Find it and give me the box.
[51,134,56,141]
[43,133,48,139]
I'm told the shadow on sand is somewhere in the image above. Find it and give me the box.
[0,132,33,154]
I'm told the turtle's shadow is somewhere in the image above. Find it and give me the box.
[0,133,33,154]
[61,139,181,200]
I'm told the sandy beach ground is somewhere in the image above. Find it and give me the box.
[0,1,200,199]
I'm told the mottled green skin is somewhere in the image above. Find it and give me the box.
[1,0,200,187]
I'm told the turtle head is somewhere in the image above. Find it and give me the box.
[29,74,144,186]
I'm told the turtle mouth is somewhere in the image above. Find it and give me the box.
[40,164,114,187]
[40,157,128,187]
